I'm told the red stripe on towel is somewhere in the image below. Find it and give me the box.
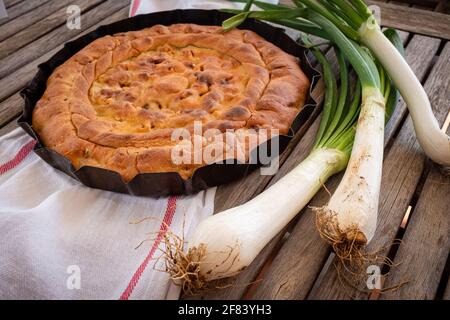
[119,196,178,300]
[130,0,141,17]
[0,140,36,175]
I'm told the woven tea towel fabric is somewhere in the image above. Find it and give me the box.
[0,128,215,299]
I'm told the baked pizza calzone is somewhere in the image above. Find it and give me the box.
[32,24,310,182]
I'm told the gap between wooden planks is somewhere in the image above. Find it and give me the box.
[3,0,27,10]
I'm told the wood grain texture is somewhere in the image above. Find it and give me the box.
[367,1,450,40]
[379,42,450,299]
[0,117,18,136]
[0,0,53,33]
[0,6,130,129]
[4,0,25,9]
[0,0,104,57]
[0,94,22,130]
[0,0,129,79]
[380,165,450,299]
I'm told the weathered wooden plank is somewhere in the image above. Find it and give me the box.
[381,165,450,299]
[0,6,130,128]
[309,38,447,300]
[0,0,104,52]
[0,0,74,42]
[387,0,440,6]
[0,45,58,103]
[381,165,450,300]
[366,1,450,40]
[379,43,450,300]
[4,0,25,9]
[0,0,50,26]
[0,1,126,100]
[0,94,22,129]
[0,0,129,79]
[0,116,18,137]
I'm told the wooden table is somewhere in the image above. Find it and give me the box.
[0,0,449,300]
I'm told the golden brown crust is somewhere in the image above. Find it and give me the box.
[32,24,310,182]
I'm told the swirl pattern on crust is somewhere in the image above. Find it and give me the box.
[32,24,310,181]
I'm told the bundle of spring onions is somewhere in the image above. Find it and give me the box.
[160,0,449,293]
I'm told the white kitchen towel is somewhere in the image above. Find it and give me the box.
[129,0,279,17]
[0,128,215,300]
